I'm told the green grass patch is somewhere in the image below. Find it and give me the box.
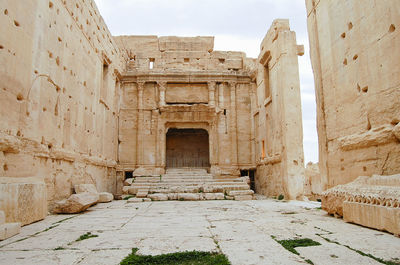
[120,248,230,265]
[277,194,284,200]
[75,232,98,242]
[274,238,321,255]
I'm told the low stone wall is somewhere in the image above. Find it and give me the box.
[0,177,47,226]
[322,174,400,235]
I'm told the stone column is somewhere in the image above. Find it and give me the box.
[158,81,167,107]
[207,81,216,107]
[136,81,145,166]
[228,81,238,166]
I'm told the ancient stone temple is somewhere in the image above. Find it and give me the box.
[0,0,399,244]
[0,0,305,234]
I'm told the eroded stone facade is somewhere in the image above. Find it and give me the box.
[306,0,400,189]
[0,0,306,225]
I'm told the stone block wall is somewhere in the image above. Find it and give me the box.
[306,0,400,189]
[254,19,305,199]
[0,0,124,209]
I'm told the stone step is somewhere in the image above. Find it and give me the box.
[146,192,226,201]
[126,184,251,195]
[136,189,149,198]
[130,181,249,187]
[228,190,254,196]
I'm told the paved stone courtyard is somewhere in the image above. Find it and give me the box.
[1,199,399,265]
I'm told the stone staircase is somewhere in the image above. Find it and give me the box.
[122,168,254,202]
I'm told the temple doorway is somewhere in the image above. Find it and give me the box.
[166,128,210,168]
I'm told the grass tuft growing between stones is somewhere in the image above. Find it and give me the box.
[274,238,321,255]
[123,195,134,200]
[120,248,231,265]
[75,232,98,242]
[277,194,284,200]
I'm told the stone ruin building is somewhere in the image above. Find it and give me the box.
[0,0,399,241]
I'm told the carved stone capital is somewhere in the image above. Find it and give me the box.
[137,81,145,91]
[207,81,216,91]
[157,81,167,91]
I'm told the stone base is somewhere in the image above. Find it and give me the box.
[0,177,47,226]
[98,192,114,203]
[322,174,400,235]
[343,202,400,236]
[0,222,21,241]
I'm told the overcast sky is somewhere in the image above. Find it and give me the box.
[94,0,318,164]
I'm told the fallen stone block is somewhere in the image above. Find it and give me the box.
[53,193,99,214]
[148,193,168,201]
[0,177,47,226]
[122,186,130,194]
[74,184,98,194]
[343,202,400,236]
[98,192,113,203]
[0,222,21,240]
[124,178,134,186]
[178,193,201,201]
[234,195,253,201]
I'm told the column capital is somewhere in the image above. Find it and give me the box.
[207,81,216,91]
[228,81,237,88]
[137,81,145,91]
[157,81,167,91]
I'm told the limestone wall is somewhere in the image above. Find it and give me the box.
[254,20,305,200]
[306,0,400,189]
[115,36,254,177]
[0,0,124,209]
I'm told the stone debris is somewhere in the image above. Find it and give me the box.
[0,177,47,226]
[122,168,254,201]
[53,193,99,214]
[74,184,98,194]
[322,174,400,235]
[98,192,114,203]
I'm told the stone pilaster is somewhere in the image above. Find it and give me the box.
[157,81,167,107]
[228,81,238,166]
[207,81,216,107]
[136,81,145,166]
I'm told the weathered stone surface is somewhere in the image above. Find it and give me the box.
[122,186,130,194]
[98,192,113,203]
[74,184,98,194]
[136,189,148,198]
[53,193,99,214]
[203,193,225,200]
[0,0,120,212]
[177,193,201,201]
[0,211,4,225]
[234,195,253,201]
[123,178,134,186]
[322,174,400,235]
[306,0,400,189]
[228,190,254,196]
[148,193,168,201]
[127,198,144,203]
[343,202,400,236]
[0,222,20,241]
[0,177,47,226]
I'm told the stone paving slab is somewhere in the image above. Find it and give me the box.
[0,199,399,265]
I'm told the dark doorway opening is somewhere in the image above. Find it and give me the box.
[166,128,210,168]
[240,169,256,192]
